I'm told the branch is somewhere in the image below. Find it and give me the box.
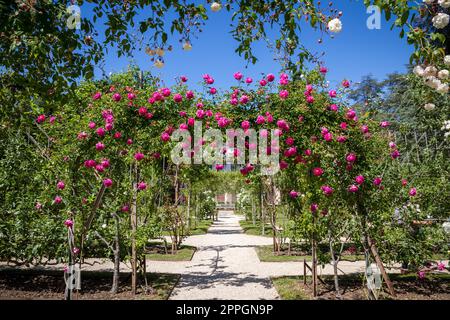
[94,231,114,252]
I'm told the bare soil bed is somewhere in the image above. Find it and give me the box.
[0,269,178,300]
[272,273,450,300]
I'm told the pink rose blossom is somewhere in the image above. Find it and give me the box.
[36,115,46,123]
[285,137,294,146]
[391,150,400,159]
[346,153,357,163]
[93,92,102,100]
[96,127,106,137]
[95,142,105,151]
[329,104,338,112]
[312,167,324,177]
[348,185,359,193]
[84,159,96,168]
[57,181,65,190]
[321,185,334,196]
[77,132,88,140]
[280,160,289,170]
[346,109,356,119]
[103,178,113,188]
[361,125,369,134]
[409,187,417,197]
[173,93,183,103]
[289,190,299,198]
[266,73,275,82]
[373,177,382,186]
[241,120,250,130]
[112,93,121,102]
[137,182,147,190]
[355,175,365,185]
[306,95,315,104]
[134,153,144,161]
[161,88,171,97]
[64,219,73,228]
[279,90,289,99]
[54,196,62,204]
[186,90,194,99]
[161,132,170,142]
[234,72,243,81]
[329,90,337,98]
[240,95,249,104]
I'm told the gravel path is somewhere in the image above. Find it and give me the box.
[167,210,279,300]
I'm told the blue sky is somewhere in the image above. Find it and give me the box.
[84,0,414,89]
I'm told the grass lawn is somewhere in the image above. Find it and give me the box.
[256,245,365,262]
[146,245,196,261]
[272,273,450,300]
[188,219,213,235]
[239,220,272,237]
[161,219,213,237]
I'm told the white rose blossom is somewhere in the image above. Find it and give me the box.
[436,83,449,94]
[424,76,441,89]
[432,13,450,29]
[210,2,222,12]
[445,55,450,66]
[438,0,450,8]
[413,65,425,77]
[154,59,164,68]
[423,103,436,111]
[424,65,437,76]
[438,69,449,79]
[182,41,192,51]
[328,18,343,33]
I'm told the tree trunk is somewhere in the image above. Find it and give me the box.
[130,166,138,295]
[261,191,265,236]
[368,235,396,297]
[111,213,120,294]
[312,215,318,297]
[329,241,341,299]
[186,189,191,230]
